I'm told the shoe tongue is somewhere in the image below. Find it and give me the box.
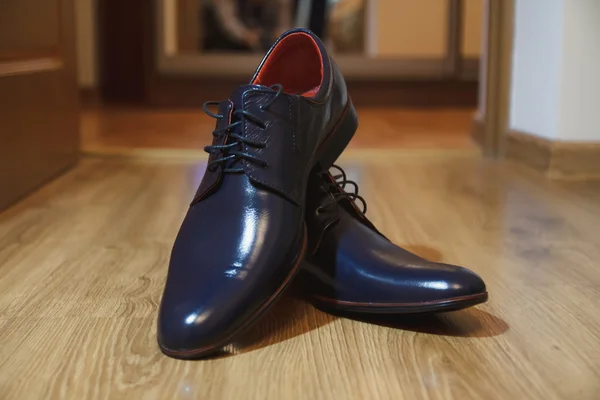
[218,84,273,171]
[229,84,273,109]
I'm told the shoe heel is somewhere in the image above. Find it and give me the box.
[316,99,358,168]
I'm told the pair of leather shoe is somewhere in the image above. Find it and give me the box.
[157,29,488,359]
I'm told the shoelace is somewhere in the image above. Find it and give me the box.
[317,165,367,214]
[203,84,283,173]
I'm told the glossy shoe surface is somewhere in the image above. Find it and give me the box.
[300,166,488,315]
[158,29,356,359]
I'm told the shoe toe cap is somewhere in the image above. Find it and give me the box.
[157,301,226,357]
[422,264,487,300]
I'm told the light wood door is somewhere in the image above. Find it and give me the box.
[0,0,80,210]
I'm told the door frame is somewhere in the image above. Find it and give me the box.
[477,0,515,158]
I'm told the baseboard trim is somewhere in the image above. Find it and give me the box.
[470,116,484,147]
[507,130,600,179]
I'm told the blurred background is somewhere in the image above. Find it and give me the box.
[5,0,600,213]
[79,0,484,155]
[1,0,488,211]
[3,2,600,397]
[6,0,600,217]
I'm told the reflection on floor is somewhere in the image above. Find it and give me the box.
[1,152,599,399]
[80,106,476,154]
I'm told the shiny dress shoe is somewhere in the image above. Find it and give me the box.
[300,165,488,314]
[158,28,357,359]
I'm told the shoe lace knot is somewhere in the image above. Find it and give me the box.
[203,84,283,173]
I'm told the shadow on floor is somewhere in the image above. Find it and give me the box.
[213,301,507,359]
[210,242,506,357]
[326,307,509,338]
[215,293,337,358]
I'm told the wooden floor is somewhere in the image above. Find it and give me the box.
[80,106,476,154]
[1,151,600,399]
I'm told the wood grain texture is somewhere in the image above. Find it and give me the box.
[1,152,600,399]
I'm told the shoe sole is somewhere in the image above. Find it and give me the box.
[159,225,308,360]
[309,292,489,315]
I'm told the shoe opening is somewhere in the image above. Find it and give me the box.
[252,32,323,98]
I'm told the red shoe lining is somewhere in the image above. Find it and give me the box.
[253,32,323,98]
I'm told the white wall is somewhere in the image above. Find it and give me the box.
[75,0,97,88]
[510,0,600,142]
[557,0,600,141]
[509,0,564,140]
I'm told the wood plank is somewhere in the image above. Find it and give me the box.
[1,152,599,399]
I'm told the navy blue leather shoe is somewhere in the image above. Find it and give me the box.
[158,29,357,359]
[300,165,488,315]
